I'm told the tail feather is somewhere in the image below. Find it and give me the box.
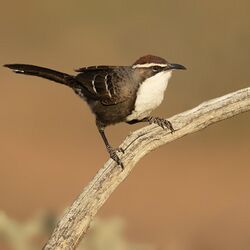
[4,64,77,87]
[4,63,98,99]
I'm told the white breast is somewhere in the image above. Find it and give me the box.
[126,71,172,121]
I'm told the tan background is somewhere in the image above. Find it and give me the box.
[0,1,250,249]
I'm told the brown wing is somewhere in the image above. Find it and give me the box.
[75,66,127,105]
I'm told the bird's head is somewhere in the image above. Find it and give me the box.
[132,55,186,82]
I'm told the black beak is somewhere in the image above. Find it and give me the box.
[168,63,186,70]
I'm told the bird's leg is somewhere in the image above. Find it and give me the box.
[96,121,124,169]
[127,116,175,133]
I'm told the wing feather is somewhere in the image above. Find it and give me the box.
[75,66,127,105]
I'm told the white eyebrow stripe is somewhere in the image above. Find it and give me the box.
[132,63,168,69]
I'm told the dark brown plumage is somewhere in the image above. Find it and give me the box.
[4,55,186,168]
[133,55,168,65]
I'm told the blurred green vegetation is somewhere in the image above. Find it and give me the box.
[0,211,154,250]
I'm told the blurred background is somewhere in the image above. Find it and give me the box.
[0,1,250,249]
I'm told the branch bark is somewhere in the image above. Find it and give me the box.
[44,87,250,250]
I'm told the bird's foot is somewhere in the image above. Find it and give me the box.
[107,147,124,169]
[114,147,125,154]
[148,116,175,133]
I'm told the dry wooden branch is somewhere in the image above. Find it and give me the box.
[44,87,250,250]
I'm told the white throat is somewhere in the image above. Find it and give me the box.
[126,71,172,121]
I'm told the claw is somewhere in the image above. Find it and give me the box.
[163,120,175,133]
[108,148,124,169]
[115,147,125,154]
[148,117,175,133]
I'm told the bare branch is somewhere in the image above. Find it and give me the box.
[44,87,250,250]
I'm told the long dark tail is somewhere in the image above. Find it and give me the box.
[4,64,78,88]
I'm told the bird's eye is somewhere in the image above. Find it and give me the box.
[152,66,161,72]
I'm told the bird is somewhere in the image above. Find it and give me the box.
[4,55,186,169]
